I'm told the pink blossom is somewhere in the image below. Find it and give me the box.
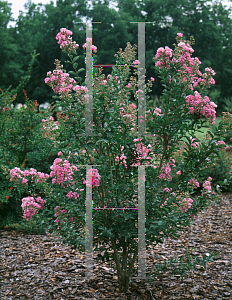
[21,178,28,185]
[155,47,165,59]
[21,196,46,221]
[132,60,139,65]
[82,38,98,52]
[165,46,172,58]
[129,103,136,110]
[163,187,172,192]
[188,179,200,187]
[153,108,162,116]
[83,168,101,187]
[178,42,185,47]
[66,191,79,199]
[56,28,79,52]
[179,197,194,212]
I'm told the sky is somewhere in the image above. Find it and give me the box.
[7,0,232,27]
[7,0,118,27]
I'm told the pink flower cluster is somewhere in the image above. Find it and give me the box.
[131,139,153,166]
[83,168,101,187]
[82,38,97,52]
[179,197,193,212]
[10,167,50,185]
[188,178,200,188]
[45,68,76,95]
[190,137,200,148]
[50,157,78,188]
[21,196,46,221]
[72,85,89,106]
[177,41,194,53]
[132,60,140,65]
[41,116,59,130]
[115,139,160,170]
[66,190,79,199]
[159,158,176,181]
[56,28,79,52]
[73,85,88,92]
[115,139,166,172]
[115,146,128,168]
[45,29,98,98]
[186,91,217,124]
[153,107,162,116]
[54,206,74,230]
[119,102,137,129]
[10,152,100,222]
[153,33,217,123]
[163,187,172,193]
[155,46,173,60]
[161,176,213,213]
[203,176,213,192]
[40,116,59,139]
[215,140,226,146]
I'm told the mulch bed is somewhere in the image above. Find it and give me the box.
[0,192,232,300]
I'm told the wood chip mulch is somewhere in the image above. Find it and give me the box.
[0,192,231,300]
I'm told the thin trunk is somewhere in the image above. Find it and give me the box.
[111,237,137,292]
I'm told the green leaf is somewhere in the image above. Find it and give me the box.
[74,77,82,82]
[96,139,108,144]
[77,68,85,74]
[73,63,78,70]
[68,71,77,77]
[207,130,214,139]
[73,56,79,63]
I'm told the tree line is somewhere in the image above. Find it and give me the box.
[1,0,232,113]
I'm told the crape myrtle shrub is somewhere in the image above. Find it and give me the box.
[1,34,232,237]
[0,53,72,229]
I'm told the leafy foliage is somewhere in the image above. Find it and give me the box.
[1,0,232,106]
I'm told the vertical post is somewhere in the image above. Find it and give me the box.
[137,22,146,279]
[85,21,93,136]
[138,165,146,279]
[85,166,94,278]
[85,21,94,278]
[138,22,146,137]
[83,20,102,278]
